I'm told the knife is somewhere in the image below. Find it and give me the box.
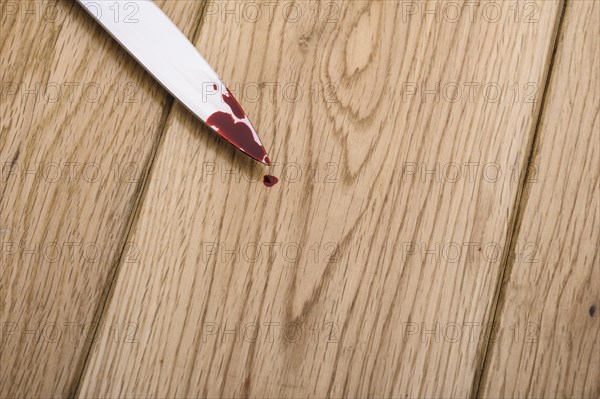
[76,0,271,165]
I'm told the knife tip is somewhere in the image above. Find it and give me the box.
[206,83,272,167]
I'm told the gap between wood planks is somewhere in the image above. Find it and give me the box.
[471,0,569,396]
[70,3,212,397]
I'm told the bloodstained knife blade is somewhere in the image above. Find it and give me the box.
[77,0,270,165]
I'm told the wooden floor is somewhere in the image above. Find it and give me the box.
[1,0,598,397]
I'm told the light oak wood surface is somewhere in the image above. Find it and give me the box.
[1,0,597,398]
[1,1,206,397]
[76,0,564,397]
[478,1,600,397]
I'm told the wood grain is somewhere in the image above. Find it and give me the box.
[76,1,564,397]
[479,1,600,397]
[0,1,206,397]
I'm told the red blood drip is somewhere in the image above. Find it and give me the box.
[213,84,218,91]
[263,175,279,187]
[222,89,245,119]
[206,112,267,163]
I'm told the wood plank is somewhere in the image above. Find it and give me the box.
[479,1,600,397]
[77,1,563,397]
[0,1,207,397]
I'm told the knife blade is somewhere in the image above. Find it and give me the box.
[77,0,270,165]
